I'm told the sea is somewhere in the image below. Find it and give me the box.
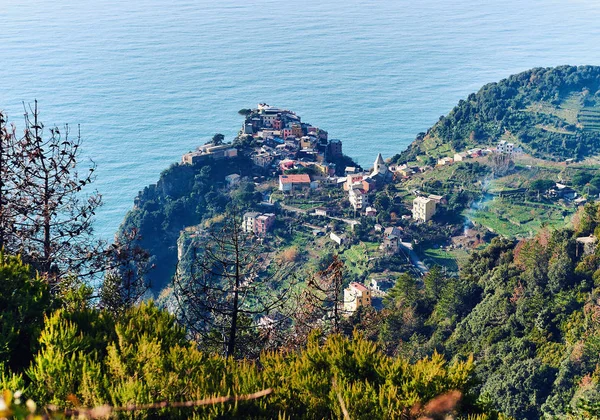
[2,0,600,239]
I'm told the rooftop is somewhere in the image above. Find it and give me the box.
[349,282,369,292]
[279,174,311,184]
[414,196,434,204]
[576,236,597,244]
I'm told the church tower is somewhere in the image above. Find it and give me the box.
[372,153,387,176]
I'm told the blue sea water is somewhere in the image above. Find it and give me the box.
[2,0,600,239]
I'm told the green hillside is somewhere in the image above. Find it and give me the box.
[397,65,600,162]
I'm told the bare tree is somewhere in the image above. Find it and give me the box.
[0,110,18,252]
[173,213,296,358]
[10,101,102,282]
[289,256,346,348]
[488,153,514,177]
[1,102,153,304]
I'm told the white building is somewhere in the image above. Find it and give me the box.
[278,174,312,192]
[349,188,368,211]
[225,174,241,188]
[453,152,468,162]
[437,157,454,166]
[496,140,515,156]
[371,153,388,177]
[330,232,346,246]
[242,212,260,233]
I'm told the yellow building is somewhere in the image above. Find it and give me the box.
[343,282,371,313]
[412,196,436,222]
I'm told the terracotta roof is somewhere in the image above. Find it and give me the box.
[279,174,311,184]
[349,282,368,292]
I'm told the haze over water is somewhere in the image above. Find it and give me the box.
[2,0,600,238]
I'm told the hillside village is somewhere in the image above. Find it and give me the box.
[176,104,598,314]
[106,68,600,419]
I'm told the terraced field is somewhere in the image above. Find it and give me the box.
[526,92,600,133]
[578,106,600,132]
[467,197,573,238]
[526,93,582,125]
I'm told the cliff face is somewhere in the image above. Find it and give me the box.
[119,154,255,293]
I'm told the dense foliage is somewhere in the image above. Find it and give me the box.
[119,156,256,291]
[398,65,600,161]
[365,204,600,419]
[6,210,600,418]
[0,255,493,419]
[0,254,53,371]
[7,69,600,418]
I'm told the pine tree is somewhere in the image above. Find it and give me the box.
[173,213,295,358]
[0,111,18,252]
[11,101,102,282]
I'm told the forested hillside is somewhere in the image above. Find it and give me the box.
[5,70,600,419]
[4,205,600,418]
[360,202,600,419]
[398,65,600,162]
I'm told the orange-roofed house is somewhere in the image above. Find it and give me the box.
[343,282,372,313]
[279,174,312,192]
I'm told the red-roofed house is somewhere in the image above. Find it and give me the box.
[279,174,312,192]
[344,282,371,313]
[344,174,365,191]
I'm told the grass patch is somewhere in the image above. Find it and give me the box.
[526,96,580,125]
[467,197,573,238]
[421,135,454,158]
[420,247,470,273]
[535,124,576,135]
[341,242,379,277]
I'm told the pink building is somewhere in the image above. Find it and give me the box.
[255,213,276,236]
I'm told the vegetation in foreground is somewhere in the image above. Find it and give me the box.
[1,252,495,419]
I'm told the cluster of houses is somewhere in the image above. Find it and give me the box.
[389,163,423,179]
[436,147,488,166]
[240,104,342,174]
[435,140,523,167]
[183,104,343,184]
[339,153,393,212]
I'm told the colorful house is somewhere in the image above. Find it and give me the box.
[344,282,372,313]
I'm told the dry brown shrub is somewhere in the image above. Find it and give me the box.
[280,246,299,263]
